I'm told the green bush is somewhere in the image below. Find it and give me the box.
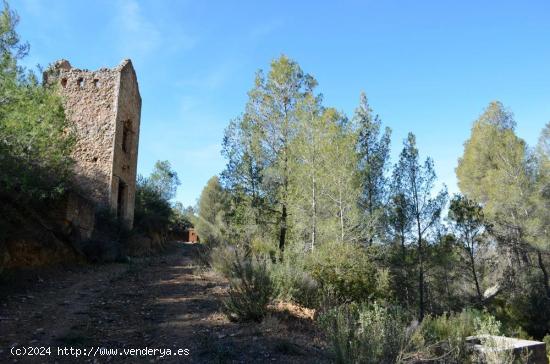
[169,206,193,238]
[544,334,550,362]
[210,244,243,278]
[498,271,550,339]
[269,260,319,308]
[133,175,173,236]
[419,309,479,362]
[319,302,411,364]
[222,250,273,322]
[319,304,509,364]
[304,242,382,304]
[418,309,509,363]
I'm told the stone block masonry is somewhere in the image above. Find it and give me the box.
[44,59,142,229]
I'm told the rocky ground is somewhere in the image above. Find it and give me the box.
[0,242,330,363]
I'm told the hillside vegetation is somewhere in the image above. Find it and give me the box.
[194,55,550,363]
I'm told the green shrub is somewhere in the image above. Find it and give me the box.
[319,302,411,364]
[134,175,173,236]
[210,244,243,278]
[269,260,319,308]
[223,250,273,322]
[304,242,381,304]
[169,205,193,238]
[418,309,509,363]
[250,236,277,261]
[544,334,550,362]
[498,271,550,339]
[419,310,478,362]
[319,304,509,364]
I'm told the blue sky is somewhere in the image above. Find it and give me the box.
[16,0,550,207]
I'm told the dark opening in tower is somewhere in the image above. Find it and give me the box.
[122,120,132,153]
[117,179,127,219]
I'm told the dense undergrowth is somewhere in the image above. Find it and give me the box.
[206,241,550,363]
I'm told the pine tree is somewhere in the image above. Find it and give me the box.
[395,133,447,320]
[354,92,391,243]
[196,176,230,244]
[0,2,73,203]
[456,102,536,272]
[148,160,181,201]
[448,194,485,303]
[221,55,318,254]
[321,111,362,244]
[289,93,324,249]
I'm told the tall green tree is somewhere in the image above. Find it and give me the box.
[222,55,318,254]
[0,1,28,75]
[0,1,73,203]
[386,188,414,307]
[148,160,181,201]
[288,93,324,249]
[354,92,391,243]
[456,102,548,294]
[196,176,230,244]
[222,112,270,245]
[387,192,411,259]
[527,123,550,297]
[448,194,485,303]
[290,99,362,248]
[528,122,550,252]
[394,133,447,320]
[321,111,362,244]
[456,102,532,264]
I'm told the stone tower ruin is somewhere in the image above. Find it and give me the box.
[45,59,141,229]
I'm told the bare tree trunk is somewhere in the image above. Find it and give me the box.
[311,173,316,250]
[340,204,344,243]
[400,231,406,260]
[279,204,287,257]
[339,180,345,243]
[468,246,483,304]
[537,250,550,298]
[417,217,425,322]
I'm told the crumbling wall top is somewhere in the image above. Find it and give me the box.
[54,59,71,71]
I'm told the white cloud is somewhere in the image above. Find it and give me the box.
[113,0,197,61]
[114,0,161,58]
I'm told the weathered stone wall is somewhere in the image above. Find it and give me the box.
[110,60,141,228]
[47,60,119,207]
[45,59,141,229]
[64,192,95,241]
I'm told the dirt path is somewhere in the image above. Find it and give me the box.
[0,242,330,363]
